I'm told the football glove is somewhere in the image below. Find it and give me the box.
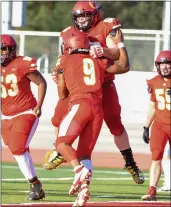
[51,68,58,84]
[143,126,149,144]
[89,45,105,58]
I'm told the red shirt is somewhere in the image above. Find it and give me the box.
[147,75,171,125]
[60,17,121,82]
[1,56,37,116]
[56,54,107,103]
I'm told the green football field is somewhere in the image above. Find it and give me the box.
[1,162,170,205]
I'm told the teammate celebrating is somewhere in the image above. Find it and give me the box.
[1,34,47,200]
[141,50,171,201]
[44,0,144,185]
[54,28,130,207]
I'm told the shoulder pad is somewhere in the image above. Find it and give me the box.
[103,18,121,30]
[60,26,75,40]
[21,56,37,72]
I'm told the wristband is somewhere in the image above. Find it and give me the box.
[117,42,125,48]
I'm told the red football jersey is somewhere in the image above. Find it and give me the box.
[1,56,37,116]
[60,17,121,82]
[56,54,107,103]
[147,75,171,125]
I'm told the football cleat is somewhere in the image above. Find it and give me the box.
[157,185,171,192]
[28,182,45,200]
[69,166,92,195]
[124,162,144,184]
[141,186,157,201]
[72,184,90,207]
[43,150,67,170]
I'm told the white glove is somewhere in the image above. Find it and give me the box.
[89,45,104,58]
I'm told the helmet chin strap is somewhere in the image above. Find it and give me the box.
[162,73,171,79]
[158,69,171,79]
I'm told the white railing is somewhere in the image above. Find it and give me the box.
[6,29,170,73]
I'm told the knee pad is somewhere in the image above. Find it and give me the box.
[109,123,124,136]
[152,149,164,160]
[51,116,61,127]
[10,147,29,156]
[104,113,124,136]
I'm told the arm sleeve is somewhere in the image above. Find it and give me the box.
[146,79,156,102]
[22,56,37,75]
[103,18,121,34]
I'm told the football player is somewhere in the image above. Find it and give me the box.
[44,0,144,185]
[54,28,130,206]
[141,50,171,201]
[1,34,47,200]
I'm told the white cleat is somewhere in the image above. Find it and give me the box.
[69,166,92,195]
[72,184,90,207]
[157,185,171,192]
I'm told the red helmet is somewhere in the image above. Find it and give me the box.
[155,50,171,78]
[72,0,102,31]
[62,30,90,55]
[1,34,17,66]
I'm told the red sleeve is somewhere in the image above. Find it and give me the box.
[60,26,76,41]
[102,18,121,33]
[146,79,156,102]
[19,56,37,75]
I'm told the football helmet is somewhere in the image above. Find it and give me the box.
[72,0,102,31]
[1,34,17,66]
[155,50,171,78]
[62,30,90,55]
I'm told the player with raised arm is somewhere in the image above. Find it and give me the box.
[1,34,47,200]
[141,50,171,201]
[44,0,144,185]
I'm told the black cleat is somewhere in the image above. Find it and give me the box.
[124,162,145,184]
[28,182,45,200]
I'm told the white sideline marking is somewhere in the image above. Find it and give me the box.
[2,165,150,176]
[2,177,153,181]
[2,200,170,206]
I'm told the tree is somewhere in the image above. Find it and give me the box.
[19,1,163,31]
[101,1,163,29]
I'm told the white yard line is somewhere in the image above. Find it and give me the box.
[1,165,151,176]
[2,177,153,181]
[2,200,171,206]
